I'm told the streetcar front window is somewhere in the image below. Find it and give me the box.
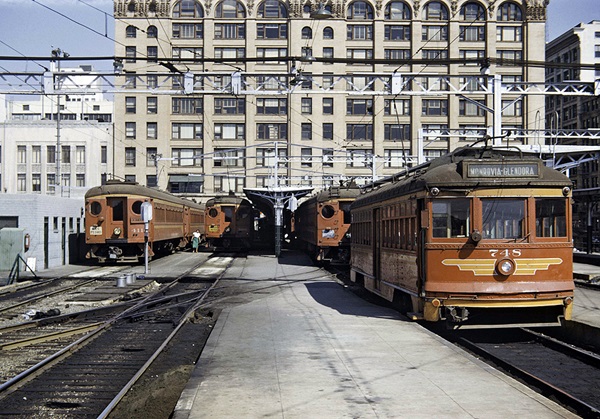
[432,199,470,238]
[481,199,525,239]
[536,198,567,237]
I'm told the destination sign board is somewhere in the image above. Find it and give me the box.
[465,162,539,178]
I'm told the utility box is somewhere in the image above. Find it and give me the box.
[0,228,26,271]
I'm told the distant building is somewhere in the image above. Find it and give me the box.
[0,65,114,198]
[113,0,549,199]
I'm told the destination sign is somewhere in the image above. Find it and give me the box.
[466,162,539,178]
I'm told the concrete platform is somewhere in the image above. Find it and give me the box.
[173,251,578,419]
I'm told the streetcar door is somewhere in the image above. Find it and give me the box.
[107,197,125,238]
[373,207,381,289]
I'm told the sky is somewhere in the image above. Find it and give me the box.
[0,0,599,73]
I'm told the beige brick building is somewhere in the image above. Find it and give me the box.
[113,0,547,199]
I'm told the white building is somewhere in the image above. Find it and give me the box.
[0,65,114,198]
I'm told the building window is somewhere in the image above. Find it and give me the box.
[215,48,245,61]
[257,23,287,39]
[173,0,204,18]
[256,98,287,114]
[385,49,410,60]
[497,50,523,65]
[125,46,136,63]
[347,99,373,115]
[385,99,410,115]
[76,174,85,187]
[125,175,136,182]
[126,122,136,138]
[257,123,287,140]
[459,99,486,116]
[323,98,334,114]
[502,99,523,116]
[47,174,56,194]
[172,23,203,38]
[172,123,203,140]
[17,174,26,192]
[32,146,41,164]
[147,46,158,61]
[460,2,485,20]
[125,73,137,88]
[214,97,245,114]
[323,27,334,39]
[301,98,312,114]
[347,49,373,60]
[61,145,71,164]
[301,148,312,167]
[257,48,287,63]
[323,149,334,167]
[323,47,334,61]
[346,150,371,167]
[146,175,158,188]
[126,25,137,38]
[215,0,246,18]
[214,176,244,193]
[147,97,158,113]
[422,25,448,41]
[17,145,26,164]
[172,47,203,61]
[171,148,202,166]
[346,124,373,141]
[422,49,448,60]
[459,49,485,64]
[346,1,374,19]
[172,97,203,114]
[302,26,312,39]
[101,146,107,164]
[422,99,448,116]
[384,124,410,141]
[32,174,41,192]
[385,2,410,20]
[147,25,158,38]
[257,0,287,18]
[46,146,56,164]
[125,148,136,166]
[147,122,158,139]
[126,97,136,113]
[384,149,406,167]
[215,23,245,39]
[147,75,158,88]
[423,1,449,20]
[347,25,372,40]
[76,146,85,164]
[214,123,245,140]
[497,3,522,21]
[497,26,522,42]
[384,25,411,40]
[214,148,244,167]
[460,26,485,42]
[147,147,157,166]
[301,123,312,141]
[323,123,334,141]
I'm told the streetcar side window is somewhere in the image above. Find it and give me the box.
[432,199,470,238]
[535,198,567,237]
[481,199,525,239]
[223,206,234,222]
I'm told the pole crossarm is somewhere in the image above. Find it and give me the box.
[0,71,598,96]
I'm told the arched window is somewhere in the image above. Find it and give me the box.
[323,26,334,39]
[147,25,158,38]
[385,1,410,20]
[460,2,485,21]
[148,1,157,12]
[347,1,374,19]
[423,1,449,20]
[126,25,137,38]
[257,0,287,18]
[173,0,204,18]
[215,0,246,18]
[127,1,135,12]
[497,2,522,21]
[302,27,312,39]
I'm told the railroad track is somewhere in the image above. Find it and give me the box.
[456,328,600,418]
[0,255,231,417]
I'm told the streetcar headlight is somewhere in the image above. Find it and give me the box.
[562,187,570,196]
[496,258,515,276]
[345,232,351,239]
[430,187,440,196]
[113,227,122,236]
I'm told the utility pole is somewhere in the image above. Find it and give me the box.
[51,48,69,196]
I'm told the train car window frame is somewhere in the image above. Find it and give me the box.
[431,198,471,239]
[90,201,102,216]
[535,198,567,238]
[481,198,525,240]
